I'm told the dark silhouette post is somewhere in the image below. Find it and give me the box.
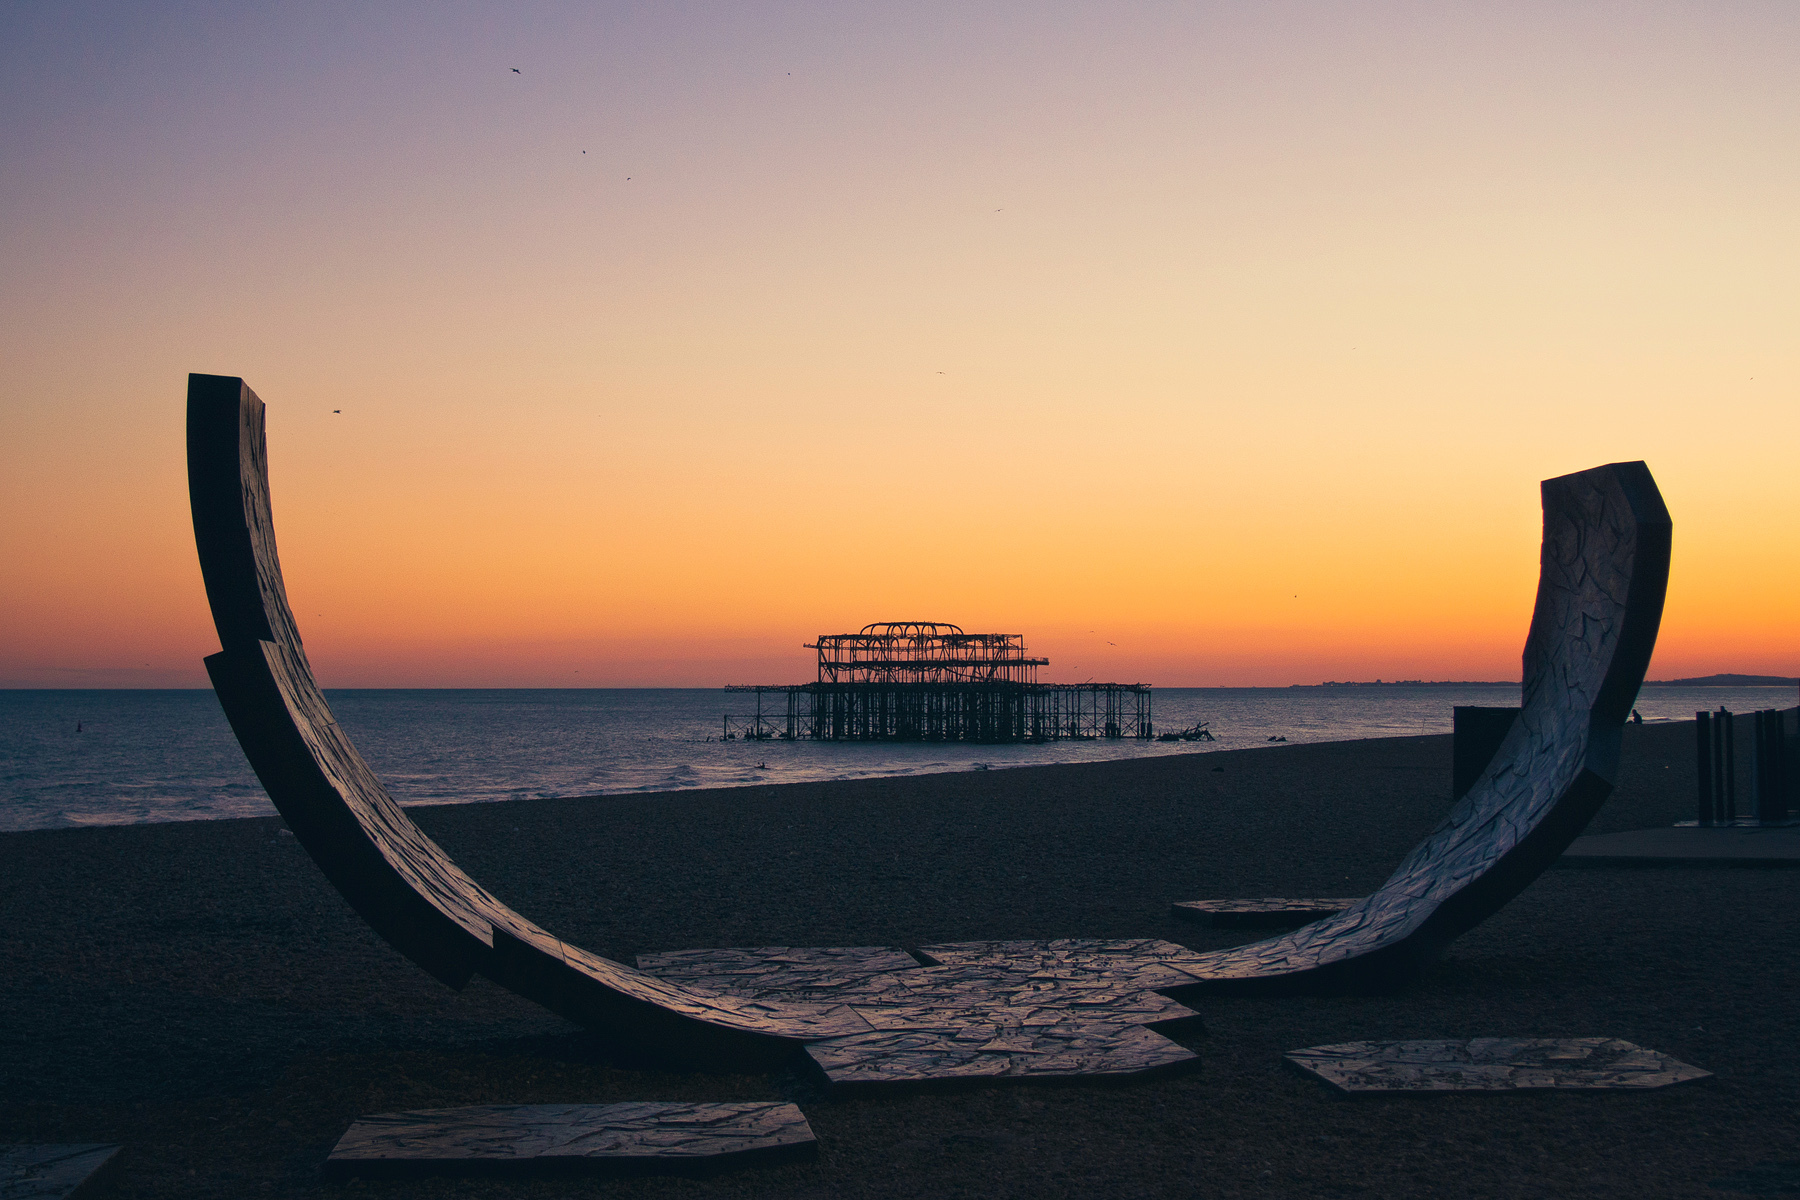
[1770,709,1782,822]
[1453,706,1521,802]
[1720,708,1736,821]
[1777,709,1790,821]
[1788,708,1800,817]
[1754,710,1768,823]
[1695,711,1715,825]
[1754,709,1790,824]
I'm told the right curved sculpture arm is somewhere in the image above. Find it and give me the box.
[1170,461,1670,993]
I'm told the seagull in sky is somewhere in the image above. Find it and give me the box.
[511,67,521,73]
[332,409,341,413]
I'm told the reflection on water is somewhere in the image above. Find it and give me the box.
[1,685,1790,832]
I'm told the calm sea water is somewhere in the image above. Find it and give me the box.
[2,686,1792,832]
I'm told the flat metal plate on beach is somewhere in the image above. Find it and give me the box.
[1169,899,1360,927]
[808,1022,1196,1091]
[916,938,1214,991]
[1286,1038,1711,1094]
[636,946,927,1002]
[1560,826,1800,867]
[638,941,1205,1090]
[323,1102,816,1180]
[1,1144,121,1199]
[1706,1161,1800,1194]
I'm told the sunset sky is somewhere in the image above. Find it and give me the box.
[3,2,1795,688]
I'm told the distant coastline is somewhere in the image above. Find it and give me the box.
[1290,673,1797,688]
[1642,673,1798,687]
[1292,680,1518,688]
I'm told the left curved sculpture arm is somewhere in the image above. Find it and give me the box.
[188,374,868,1068]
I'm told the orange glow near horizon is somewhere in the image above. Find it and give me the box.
[2,4,1796,689]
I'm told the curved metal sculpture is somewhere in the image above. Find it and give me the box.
[1169,458,1671,994]
[189,371,1669,1077]
[187,374,864,1069]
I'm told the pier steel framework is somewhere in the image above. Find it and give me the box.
[727,623,1151,743]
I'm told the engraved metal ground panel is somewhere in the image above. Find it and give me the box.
[639,941,1203,1089]
[808,1023,1194,1090]
[1706,1161,1800,1194]
[1,1144,121,1200]
[1285,1038,1710,1093]
[636,946,927,1003]
[1169,899,1361,928]
[324,1101,815,1180]
[917,938,1211,991]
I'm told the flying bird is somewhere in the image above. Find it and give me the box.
[511,68,520,73]
[333,409,341,413]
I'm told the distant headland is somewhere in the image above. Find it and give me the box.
[1293,680,1519,688]
[1290,674,1797,688]
[1642,673,1799,687]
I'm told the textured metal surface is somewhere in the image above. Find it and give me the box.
[809,1023,1195,1090]
[1286,1038,1710,1093]
[917,938,1210,992]
[1169,899,1360,928]
[188,375,862,1069]
[639,942,1201,1089]
[0,1144,120,1200]
[1166,462,1671,995]
[324,1102,814,1179]
[637,946,927,1003]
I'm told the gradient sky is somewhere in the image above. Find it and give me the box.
[3,2,1795,688]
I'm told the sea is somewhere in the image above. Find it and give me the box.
[2,685,1793,833]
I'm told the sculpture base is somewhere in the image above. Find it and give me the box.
[641,940,1207,1091]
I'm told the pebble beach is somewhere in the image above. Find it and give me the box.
[4,721,1796,1198]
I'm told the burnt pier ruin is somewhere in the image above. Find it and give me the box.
[726,622,1150,742]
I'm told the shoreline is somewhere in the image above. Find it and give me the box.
[9,689,1790,833]
[2,729,1460,837]
[5,722,1796,1197]
[0,714,1739,837]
